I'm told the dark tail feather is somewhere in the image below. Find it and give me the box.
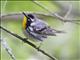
[43,33,56,36]
[52,29,65,33]
[55,30,65,33]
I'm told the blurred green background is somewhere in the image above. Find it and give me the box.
[1,1,80,60]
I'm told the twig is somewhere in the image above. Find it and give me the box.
[0,38,16,60]
[63,5,72,19]
[32,1,80,24]
[1,0,7,13]
[0,26,58,60]
[32,1,65,21]
[1,12,80,22]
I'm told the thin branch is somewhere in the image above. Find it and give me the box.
[0,38,16,60]
[32,1,65,21]
[1,12,80,22]
[1,0,7,13]
[32,1,80,24]
[63,5,72,19]
[0,26,58,60]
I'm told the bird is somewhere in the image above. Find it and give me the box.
[22,12,64,42]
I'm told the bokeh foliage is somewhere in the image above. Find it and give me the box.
[1,1,80,60]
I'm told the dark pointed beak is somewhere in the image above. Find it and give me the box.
[22,12,28,18]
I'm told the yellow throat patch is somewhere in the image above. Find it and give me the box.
[22,16,27,29]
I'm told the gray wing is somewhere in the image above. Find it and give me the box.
[31,20,57,36]
[31,20,47,30]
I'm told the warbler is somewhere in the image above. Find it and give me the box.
[22,12,64,42]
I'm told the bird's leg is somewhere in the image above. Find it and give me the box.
[23,38,28,40]
[37,41,43,51]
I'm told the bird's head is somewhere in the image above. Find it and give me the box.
[22,12,35,29]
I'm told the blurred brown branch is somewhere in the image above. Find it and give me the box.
[0,26,57,60]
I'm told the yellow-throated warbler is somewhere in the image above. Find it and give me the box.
[22,12,64,41]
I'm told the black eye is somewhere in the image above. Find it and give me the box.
[28,14,34,19]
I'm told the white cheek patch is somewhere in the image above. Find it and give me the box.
[31,22,36,26]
